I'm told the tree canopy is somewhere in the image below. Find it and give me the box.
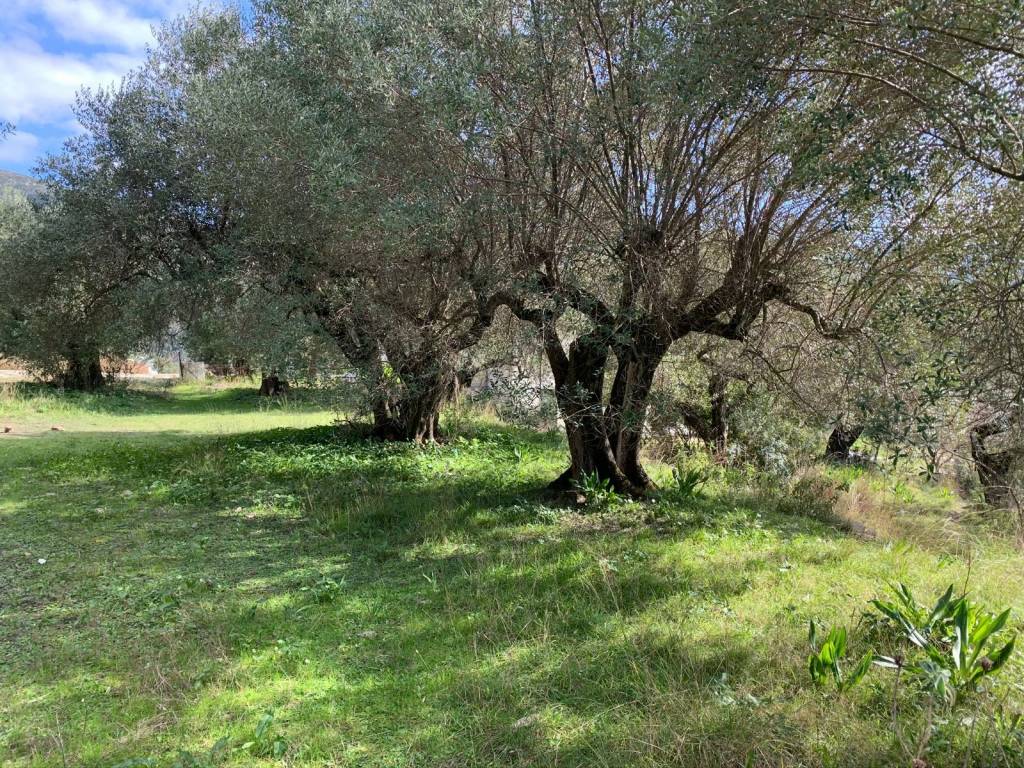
[1,0,1021,498]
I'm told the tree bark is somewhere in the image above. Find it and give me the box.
[59,347,104,391]
[369,391,402,439]
[606,341,667,490]
[825,423,863,461]
[970,420,1016,507]
[543,331,637,495]
[258,374,290,396]
[370,361,456,443]
[709,371,729,456]
[322,313,460,443]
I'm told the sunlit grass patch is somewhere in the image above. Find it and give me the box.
[1,385,1023,767]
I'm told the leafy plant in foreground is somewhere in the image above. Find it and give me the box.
[574,471,620,508]
[299,573,344,604]
[870,582,958,648]
[669,463,710,499]
[170,738,230,768]
[808,620,873,692]
[871,583,1016,703]
[111,712,288,767]
[241,711,289,758]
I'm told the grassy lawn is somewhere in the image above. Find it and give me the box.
[1,383,1023,767]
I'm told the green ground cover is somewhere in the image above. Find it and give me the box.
[1,383,1022,767]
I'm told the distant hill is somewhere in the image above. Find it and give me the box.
[0,169,44,199]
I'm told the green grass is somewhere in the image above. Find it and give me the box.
[1,383,1023,767]
[0,380,336,435]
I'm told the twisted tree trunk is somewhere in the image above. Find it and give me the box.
[606,340,667,490]
[825,423,863,461]
[544,330,675,496]
[545,331,634,494]
[970,420,1016,507]
[367,356,457,443]
[390,371,455,443]
[60,347,104,391]
[258,374,290,396]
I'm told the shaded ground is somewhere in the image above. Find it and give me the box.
[1,384,1023,767]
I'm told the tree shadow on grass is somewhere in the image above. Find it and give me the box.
[0,421,951,767]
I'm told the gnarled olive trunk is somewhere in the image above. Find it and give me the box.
[258,374,290,396]
[59,348,104,391]
[546,331,628,493]
[369,392,402,439]
[370,361,456,444]
[825,423,863,461]
[546,331,668,496]
[324,312,467,444]
[606,340,667,490]
[970,420,1017,507]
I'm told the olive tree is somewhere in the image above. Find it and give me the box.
[169,0,516,440]
[0,11,247,389]
[433,0,960,492]
[0,190,165,389]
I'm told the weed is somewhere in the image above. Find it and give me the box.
[574,471,621,508]
[299,573,344,604]
[669,463,711,499]
[808,621,873,692]
[871,583,1017,703]
[111,712,286,767]
[241,712,288,759]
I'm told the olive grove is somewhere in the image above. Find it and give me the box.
[1,0,1022,501]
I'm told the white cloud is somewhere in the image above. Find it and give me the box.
[0,0,216,168]
[0,41,141,124]
[0,0,166,51]
[36,0,157,50]
[0,131,41,165]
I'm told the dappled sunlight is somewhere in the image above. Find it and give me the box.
[1,386,1023,767]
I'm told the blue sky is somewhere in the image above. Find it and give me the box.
[0,0,206,175]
